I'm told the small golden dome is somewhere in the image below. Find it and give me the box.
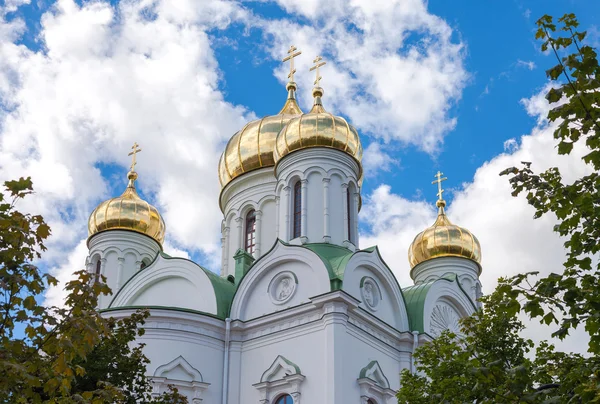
[218,82,303,189]
[408,199,481,269]
[273,87,363,170]
[88,170,166,245]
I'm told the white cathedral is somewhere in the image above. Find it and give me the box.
[85,50,483,404]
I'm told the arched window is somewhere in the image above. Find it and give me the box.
[292,181,302,239]
[140,258,150,270]
[367,399,377,404]
[274,394,294,404]
[245,209,256,254]
[94,259,101,283]
[347,185,353,243]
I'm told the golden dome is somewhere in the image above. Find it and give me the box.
[88,170,166,245]
[273,87,363,170]
[408,199,481,269]
[218,82,303,189]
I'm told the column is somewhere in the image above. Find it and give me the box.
[323,178,331,243]
[222,226,230,276]
[300,179,308,242]
[255,210,263,257]
[353,191,360,247]
[342,183,349,242]
[283,186,290,242]
[116,256,125,290]
[235,216,244,251]
[275,195,281,239]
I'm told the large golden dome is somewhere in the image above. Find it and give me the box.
[408,199,481,270]
[218,82,303,189]
[273,87,363,169]
[88,170,166,245]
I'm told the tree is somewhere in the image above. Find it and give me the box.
[499,13,600,355]
[0,177,187,403]
[397,290,599,403]
[399,13,600,403]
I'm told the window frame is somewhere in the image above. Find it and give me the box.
[245,209,257,255]
[292,181,302,239]
[274,394,294,404]
[94,259,101,283]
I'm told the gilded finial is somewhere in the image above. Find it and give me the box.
[432,171,447,212]
[127,142,142,186]
[282,45,302,84]
[310,56,326,87]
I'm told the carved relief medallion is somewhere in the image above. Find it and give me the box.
[268,271,298,305]
[429,302,462,337]
[360,276,381,311]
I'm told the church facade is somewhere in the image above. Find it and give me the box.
[85,51,483,404]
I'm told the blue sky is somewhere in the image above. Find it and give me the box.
[0,0,597,350]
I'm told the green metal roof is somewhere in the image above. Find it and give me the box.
[303,243,355,289]
[402,282,435,333]
[403,273,477,333]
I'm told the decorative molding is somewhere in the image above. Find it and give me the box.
[429,302,462,337]
[152,356,210,403]
[360,276,381,312]
[357,361,396,403]
[253,355,305,404]
[268,271,298,305]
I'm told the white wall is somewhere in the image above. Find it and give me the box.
[275,148,361,248]
[220,168,278,278]
[86,230,161,309]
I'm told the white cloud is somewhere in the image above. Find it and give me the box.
[0,0,470,308]
[0,0,251,303]
[362,142,399,178]
[503,138,518,153]
[517,59,536,70]
[260,0,468,152]
[360,85,592,353]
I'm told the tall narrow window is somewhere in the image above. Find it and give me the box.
[347,187,353,243]
[293,181,302,239]
[245,209,256,255]
[95,259,101,283]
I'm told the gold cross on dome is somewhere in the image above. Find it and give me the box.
[282,45,302,82]
[128,142,142,172]
[432,171,447,201]
[309,56,326,86]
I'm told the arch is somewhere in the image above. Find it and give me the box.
[109,255,221,315]
[357,360,396,403]
[358,361,390,389]
[154,355,203,382]
[342,248,410,331]
[230,241,332,320]
[260,355,302,383]
[303,165,328,179]
[274,394,294,404]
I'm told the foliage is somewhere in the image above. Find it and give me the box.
[0,177,187,403]
[399,13,600,403]
[499,13,600,355]
[397,291,600,403]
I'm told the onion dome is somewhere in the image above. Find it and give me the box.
[218,82,303,189]
[88,167,166,246]
[408,198,481,269]
[273,86,363,169]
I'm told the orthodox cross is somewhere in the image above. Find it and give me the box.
[282,45,302,82]
[128,142,142,172]
[310,56,326,86]
[432,171,447,201]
